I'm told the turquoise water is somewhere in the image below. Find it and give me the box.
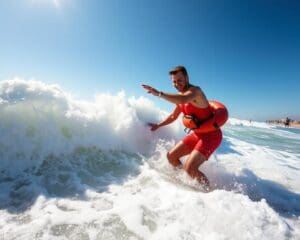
[224,124,300,154]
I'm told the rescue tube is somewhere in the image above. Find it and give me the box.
[183,100,228,134]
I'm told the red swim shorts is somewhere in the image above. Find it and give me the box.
[182,129,222,159]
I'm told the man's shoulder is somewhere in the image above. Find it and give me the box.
[190,85,202,93]
[189,84,200,89]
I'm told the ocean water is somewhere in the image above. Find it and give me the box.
[0,79,299,240]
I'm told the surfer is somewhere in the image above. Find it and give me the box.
[142,66,223,188]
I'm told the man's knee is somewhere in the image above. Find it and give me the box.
[167,151,174,163]
[183,152,206,175]
[184,161,195,175]
[167,151,180,166]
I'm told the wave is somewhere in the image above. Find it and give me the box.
[0,78,181,176]
[227,117,272,129]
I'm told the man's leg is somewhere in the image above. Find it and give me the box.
[167,141,191,167]
[184,150,209,186]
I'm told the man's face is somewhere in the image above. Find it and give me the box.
[171,72,188,92]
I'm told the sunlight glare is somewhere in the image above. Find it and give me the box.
[30,0,64,9]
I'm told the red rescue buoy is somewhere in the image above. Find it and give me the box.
[182,100,228,134]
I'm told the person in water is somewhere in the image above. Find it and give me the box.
[142,66,222,187]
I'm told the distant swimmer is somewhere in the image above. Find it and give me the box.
[284,117,291,127]
[142,66,227,189]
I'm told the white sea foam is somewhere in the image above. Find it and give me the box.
[228,117,272,129]
[0,78,181,176]
[0,79,299,240]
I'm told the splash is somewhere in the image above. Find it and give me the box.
[0,78,181,176]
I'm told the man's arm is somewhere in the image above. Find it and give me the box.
[142,84,198,104]
[159,89,197,104]
[148,105,181,131]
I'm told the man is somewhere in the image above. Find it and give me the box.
[142,66,223,188]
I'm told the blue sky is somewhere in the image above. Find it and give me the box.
[1,0,299,121]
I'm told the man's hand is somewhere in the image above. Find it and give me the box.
[141,84,159,96]
[147,123,160,131]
